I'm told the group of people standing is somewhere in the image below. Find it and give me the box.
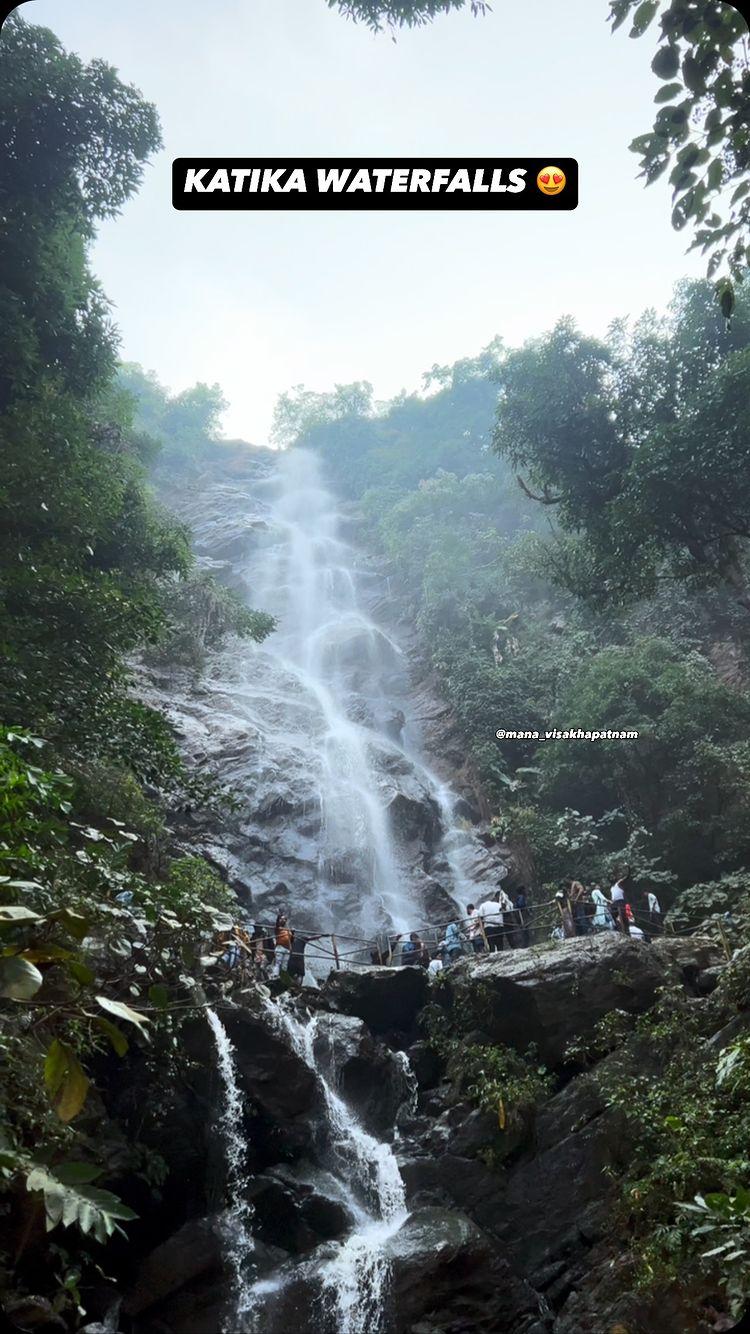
[217,868,664,986]
[391,870,663,973]
[391,885,532,972]
[217,883,322,981]
[554,869,662,941]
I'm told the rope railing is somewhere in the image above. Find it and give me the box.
[221,896,733,975]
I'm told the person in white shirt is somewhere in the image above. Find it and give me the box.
[465,903,485,954]
[610,872,630,935]
[591,886,615,932]
[478,889,513,952]
[646,890,662,936]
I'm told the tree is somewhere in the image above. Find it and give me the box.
[328,0,487,30]
[538,637,750,881]
[609,0,750,305]
[492,279,750,610]
[270,381,374,447]
[118,364,228,462]
[0,18,188,761]
[0,16,161,409]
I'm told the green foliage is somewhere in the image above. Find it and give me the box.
[327,0,488,31]
[680,1189,750,1319]
[668,872,750,934]
[25,1162,138,1245]
[537,638,750,881]
[422,990,551,1127]
[609,0,750,291]
[0,726,235,1254]
[564,1008,634,1067]
[146,569,275,670]
[275,343,504,499]
[492,280,750,610]
[117,363,228,468]
[0,15,160,411]
[277,295,750,894]
[588,977,750,1317]
[491,804,604,884]
[0,18,205,794]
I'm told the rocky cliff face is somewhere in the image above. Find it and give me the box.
[122,932,726,1334]
[140,447,511,944]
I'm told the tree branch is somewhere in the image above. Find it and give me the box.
[516,474,563,505]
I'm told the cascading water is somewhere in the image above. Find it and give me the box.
[149,451,514,1331]
[270,1003,408,1334]
[206,1007,255,1331]
[248,448,413,937]
[172,445,507,955]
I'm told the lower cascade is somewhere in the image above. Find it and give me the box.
[205,1008,256,1331]
[257,1001,409,1334]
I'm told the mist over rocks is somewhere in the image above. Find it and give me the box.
[139,446,512,940]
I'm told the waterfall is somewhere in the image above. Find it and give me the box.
[392,1049,419,1134]
[206,1007,255,1332]
[271,1003,408,1334]
[249,448,412,938]
[165,443,508,955]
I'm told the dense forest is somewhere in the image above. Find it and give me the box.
[273,279,750,904]
[2,3,750,1333]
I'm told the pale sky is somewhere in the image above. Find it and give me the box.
[26,0,705,443]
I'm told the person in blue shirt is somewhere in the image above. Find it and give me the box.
[439,920,464,965]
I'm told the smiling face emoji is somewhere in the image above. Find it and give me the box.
[537,165,566,196]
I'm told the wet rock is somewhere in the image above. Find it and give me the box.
[310,1012,414,1135]
[247,1175,351,1254]
[405,1039,443,1090]
[379,708,406,743]
[385,1207,546,1332]
[397,1153,507,1234]
[182,1002,318,1123]
[444,934,721,1068]
[3,1298,68,1331]
[386,786,442,848]
[323,964,429,1034]
[223,1003,319,1120]
[124,1214,223,1316]
[417,872,465,925]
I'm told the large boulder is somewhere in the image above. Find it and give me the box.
[246,1172,352,1255]
[385,1207,547,1332]
[323,964,429,1034]
[124,1214,223,1317]
[444,934,720,1067]
[310,1012,415,1135]
[183,1002,319,1123]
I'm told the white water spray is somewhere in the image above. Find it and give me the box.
[206,1007,255,1331]
[271,1003,408,1334]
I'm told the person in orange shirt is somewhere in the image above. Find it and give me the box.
[272,913,293,976]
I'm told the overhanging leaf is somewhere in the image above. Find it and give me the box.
[0,905,43,925]
[148,983,168,1010]
[0,955,43,1000]
[67,960,95,987]
[44,1040,90,1122]
[94,1017,129,1058]
[95,995,151,1034]
[25,1165,137,1243]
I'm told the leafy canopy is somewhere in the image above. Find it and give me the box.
[609,0,750,303]
[328,0,488,31]
[492,278,750,610]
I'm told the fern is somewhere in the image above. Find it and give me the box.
[25,1162,137,1244]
